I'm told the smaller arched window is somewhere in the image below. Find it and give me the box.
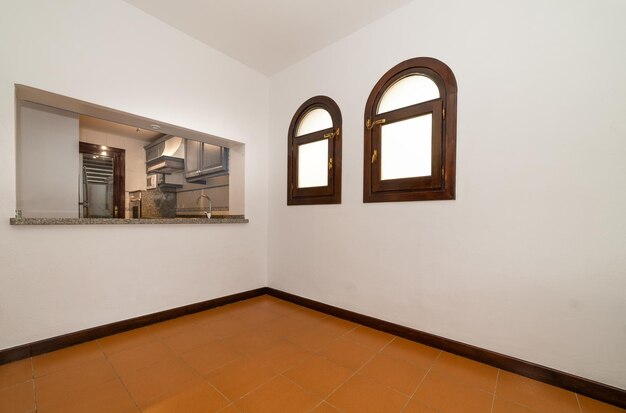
[364,57,457,202]
[288,96,342,205]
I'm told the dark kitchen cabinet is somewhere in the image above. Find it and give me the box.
[184,139,229,182]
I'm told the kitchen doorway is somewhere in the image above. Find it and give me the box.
[79,142,125,218]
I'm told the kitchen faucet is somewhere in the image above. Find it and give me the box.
[196,195,212,219]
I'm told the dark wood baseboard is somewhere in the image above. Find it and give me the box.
[265,288,626,409]
[0,287,268,365]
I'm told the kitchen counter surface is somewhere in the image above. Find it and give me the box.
[9,216,248,225]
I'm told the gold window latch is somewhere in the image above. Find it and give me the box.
[324,128,341,139]
[371,149,378,164]
[366,118,386,130]
[328,157,333,170]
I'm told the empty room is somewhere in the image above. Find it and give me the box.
[0,1,624,412]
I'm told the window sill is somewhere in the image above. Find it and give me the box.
[9,216,248,225]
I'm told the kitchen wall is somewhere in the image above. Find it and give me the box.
[268,0,626,389]
[0,0,268,349]
[16,101,79,218]
[176,175,230,214]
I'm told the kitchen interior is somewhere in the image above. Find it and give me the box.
[79,115,230,220]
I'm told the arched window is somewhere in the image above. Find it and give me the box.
[363,57,457,202]
[288,96,342,205]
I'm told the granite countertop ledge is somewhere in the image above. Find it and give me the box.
[10,216,248,225]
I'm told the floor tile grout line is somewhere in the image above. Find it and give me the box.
[215,402,238,413]
[489,369,500,413]
[279,372,329,411]
[489,382,586,413]
[325,400,346,413]
[307,399,346,413]
[196,309,349,407]
[31,372,38,413]
[399,349,443,413]
[306,401,325,413]
[379,335,397,352]
[97,336,154,358]
[336,324,359,339]
[116,332,236,410]
[286,331,404,411]
[40,374,138,412]
[98,340,142,412]
[0,377,38,390]
[137,348,222,410]
[175,338,242,382]
[25,298,617,413]
[264,325,357,411]
[202,375,235,409]
[31,343,114,411]
[0,378,38,393]
[497,396,547,413]
[29,357,34,380]
[368,335,438,371]
[174,340,279,408]
[575,393,583,413]
[357,335,422,400]
[224,371,282,407]
[319,336,407,413]
[107,334,186,379]
[315,355,373,403]
[29,356,39,413]
[319,336,392,406]
[31,342,108,380]
[301,320,366,355]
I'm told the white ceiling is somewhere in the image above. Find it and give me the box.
[123,0,414,75]
[80,115,163,142]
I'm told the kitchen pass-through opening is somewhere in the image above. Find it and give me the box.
[14,85,246,221]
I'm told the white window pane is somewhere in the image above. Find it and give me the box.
[381,114,432,180]
[296,108,332,137]
[377,75,440,114]
[298,139,328,188]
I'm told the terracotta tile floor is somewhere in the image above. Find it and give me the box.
[0,295,623,413]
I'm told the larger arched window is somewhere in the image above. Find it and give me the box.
[363,57,457,202]
[288,96,342,205]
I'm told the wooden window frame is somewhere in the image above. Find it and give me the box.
[287,96,342,205]
[363,57,457,203]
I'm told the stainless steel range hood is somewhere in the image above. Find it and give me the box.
[145,135,184,174]
[146,157,184,174]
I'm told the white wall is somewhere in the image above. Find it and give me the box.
[17,102,79,218]
[0,0,268,349]
[268,0,626,389]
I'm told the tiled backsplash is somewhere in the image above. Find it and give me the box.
[141,189,176,218]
